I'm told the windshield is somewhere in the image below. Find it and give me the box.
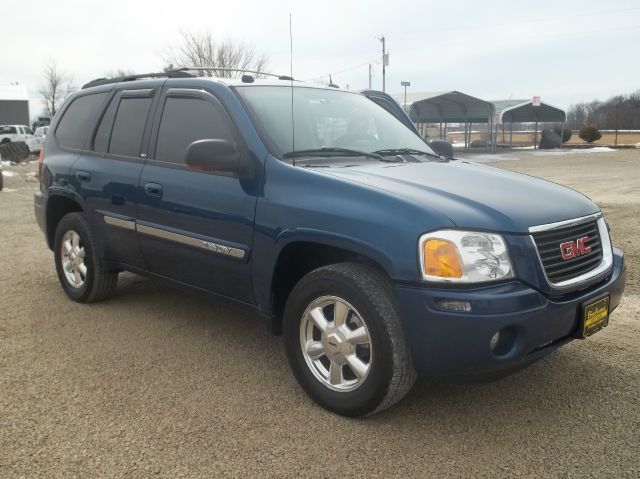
[0,126,17,134]
[235,86,433,158]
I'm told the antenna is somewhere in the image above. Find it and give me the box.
[289,13,296,166]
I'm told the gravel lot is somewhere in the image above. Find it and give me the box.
[1,150,639,478]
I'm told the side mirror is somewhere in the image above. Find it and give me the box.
[185,139,252,178]
[427,139,454,158]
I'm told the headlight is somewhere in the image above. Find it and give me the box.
[419,230,514,283]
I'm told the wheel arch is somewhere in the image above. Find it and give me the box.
[265,234,396,334]
[45,194,84,250]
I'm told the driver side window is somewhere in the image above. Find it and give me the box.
[155,96,236,165]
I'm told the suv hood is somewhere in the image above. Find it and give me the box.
[316,159,599,233]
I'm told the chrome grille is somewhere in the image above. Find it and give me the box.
[532,220,603,284]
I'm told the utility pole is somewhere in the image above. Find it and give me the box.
[368,64,372,90]
[379,35,387,92]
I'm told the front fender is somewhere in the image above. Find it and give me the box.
[250,227,399,318]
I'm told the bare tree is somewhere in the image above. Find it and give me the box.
[163,30,268,78]
[39,62,75,118]
[567,90,640,130]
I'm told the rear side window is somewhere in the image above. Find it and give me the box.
[55,92,108,150]
[93,96,119,153]
[155,97,236,164]
[108,97,153,157]
[0,126,17,134]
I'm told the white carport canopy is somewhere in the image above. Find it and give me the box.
[492,99,567,148]
[493,99,566,123]
[392,91,496,150]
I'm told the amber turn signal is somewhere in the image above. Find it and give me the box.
[423,238,463,279]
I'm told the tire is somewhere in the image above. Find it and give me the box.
[284,262,416,416]
[53,212,118,303]
[0,172,3,191]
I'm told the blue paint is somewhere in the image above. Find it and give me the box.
[35,77,627,375]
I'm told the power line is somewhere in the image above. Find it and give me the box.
[400,6,640,36]
[304,59,379,83]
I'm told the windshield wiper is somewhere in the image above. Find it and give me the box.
[283,147,382,160]
[372,148,443,159]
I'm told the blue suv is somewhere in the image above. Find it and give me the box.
[34,71,626,416]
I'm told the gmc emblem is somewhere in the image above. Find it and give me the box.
[560,236,591,260]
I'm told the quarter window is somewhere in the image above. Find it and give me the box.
[108,97,153,157]
[155,96,236,164]
[55,92,108,150]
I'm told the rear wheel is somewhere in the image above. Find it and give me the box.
[284,262,416,416]
[54,212,118,303]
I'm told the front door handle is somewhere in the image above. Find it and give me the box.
[76,171,91,182]
[144,182,163,197]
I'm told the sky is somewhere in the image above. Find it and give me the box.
[2,0,639,118]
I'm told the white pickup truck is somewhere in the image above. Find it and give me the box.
[0,125,40,153]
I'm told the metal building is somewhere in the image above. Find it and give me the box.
[0,84,30,126]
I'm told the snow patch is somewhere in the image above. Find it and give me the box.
[1,188,17,192]
[2,170,16,177]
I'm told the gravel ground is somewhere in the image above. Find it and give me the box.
[1,150,639,478]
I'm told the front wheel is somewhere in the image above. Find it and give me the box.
[284,262,416,416]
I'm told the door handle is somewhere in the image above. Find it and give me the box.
[76,171,91,182]
[144,182,163,197]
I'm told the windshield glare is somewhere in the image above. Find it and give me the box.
[236,86,433,157]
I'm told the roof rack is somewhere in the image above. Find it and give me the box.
[174,67,294,81]
[82,70,195,89]
[81,67,295,90]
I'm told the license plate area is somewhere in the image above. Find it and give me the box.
[579,294,610,339]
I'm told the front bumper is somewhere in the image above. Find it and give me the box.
[394,248,626,376]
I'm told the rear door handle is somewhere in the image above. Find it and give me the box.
[76,171,91,182]
[144,182,163,197]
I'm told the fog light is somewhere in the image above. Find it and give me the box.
[489,326,517,356]
[436,299,472,312]
[490,332,501,351]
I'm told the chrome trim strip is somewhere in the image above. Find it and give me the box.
[528,212,602,233]
[103,215,136,231]
[136,224,245,259]
[530,217,613,290]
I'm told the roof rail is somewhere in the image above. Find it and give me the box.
[175,67,294,81]
[82,70,195,89]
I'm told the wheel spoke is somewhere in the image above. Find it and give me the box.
[329,361,343,385]
[333,300,349,327]
[305,341,325,360]
[64,240,73,254]
[77,247,86,259]
[310,307,329,332]
[346,326,369,345]
[62,259,72,272]
[346,354,368,378]
[73,269,82,285]
[72,233,80,249]
[78,263,87,277]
